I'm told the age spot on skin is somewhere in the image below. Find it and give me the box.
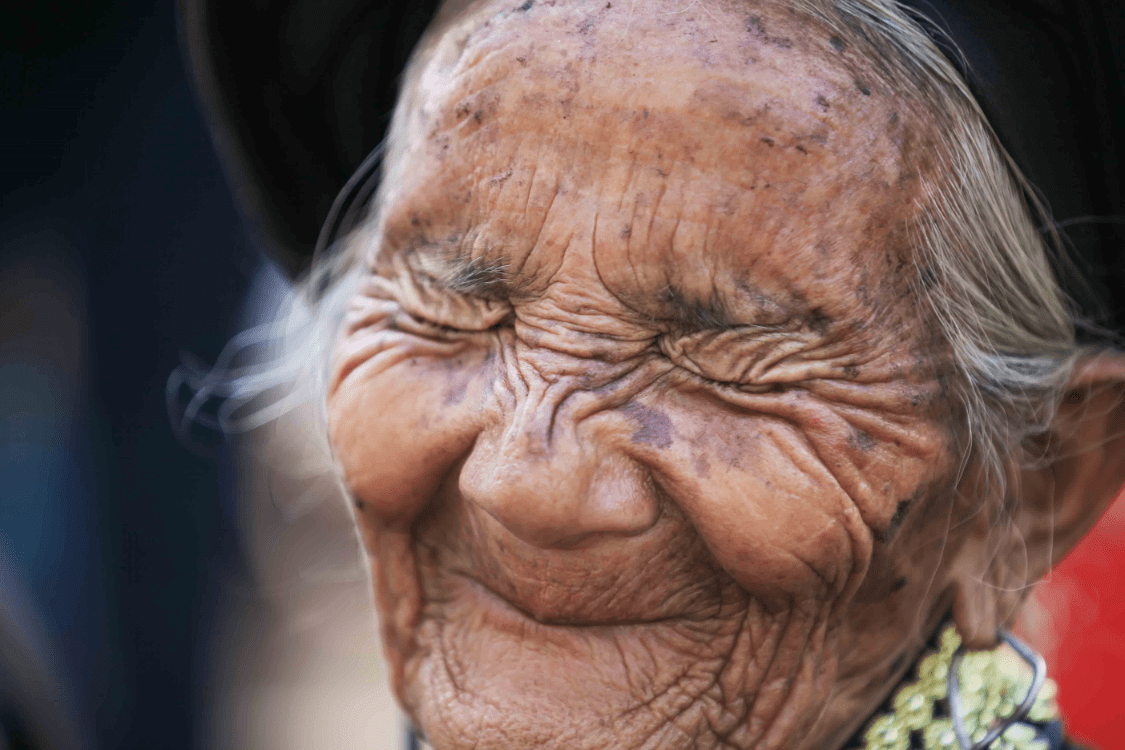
[878,493,919,542]
[829,35,845,53]
[621,401,674,449]
[848,428,877,453]
[855,79,872,96]
[746,15,792,49]
[804,307,832,334]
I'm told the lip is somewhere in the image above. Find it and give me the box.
[451,569,683,630]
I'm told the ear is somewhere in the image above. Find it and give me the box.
[954,353,1125,647]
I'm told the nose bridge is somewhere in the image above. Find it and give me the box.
[501,369,588,472]
[460,347,659,548]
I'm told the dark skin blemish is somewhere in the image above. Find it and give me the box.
[848,428,876,453]
[746,15,792,48]
[444,381,468,407]
[804,307,831,334]
[517,0,533,10]
[621,402,674,449]
[794,144,808,155]
[621,224,631,239]
[878,493,920,542]
[815,95,829,111]
[842,364,860,379]
[760,137,775,147]
[891,577,908,592]
[855,79,872,96]
[829,35,845,53]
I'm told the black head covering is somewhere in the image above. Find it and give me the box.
[179,0,1124,334]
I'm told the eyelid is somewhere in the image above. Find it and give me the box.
[659,334,783,393]
[374,271,512,332]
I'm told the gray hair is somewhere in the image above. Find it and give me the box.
[791,0,1085,509]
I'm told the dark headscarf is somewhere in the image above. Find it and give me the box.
[179,0,1124,334]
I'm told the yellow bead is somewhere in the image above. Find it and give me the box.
[865,714,910,750]
[922,719,958,749]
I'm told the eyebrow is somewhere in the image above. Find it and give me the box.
[658,283,740,332]
[407,246,510,299]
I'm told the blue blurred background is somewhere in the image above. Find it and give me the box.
[2,2,259,747]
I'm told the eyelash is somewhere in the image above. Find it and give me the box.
[397,306,512,335]
[660,344,781,394]
[686,369,781,394]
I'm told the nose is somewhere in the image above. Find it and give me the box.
[459,379,661,549]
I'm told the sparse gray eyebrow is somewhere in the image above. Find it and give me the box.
[405,245,511,299]
[442,254,510,297]
[658,283,740,333]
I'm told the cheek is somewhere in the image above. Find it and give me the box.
[636,386,949,608]
[327,337,493,524]
[629,391,869,606]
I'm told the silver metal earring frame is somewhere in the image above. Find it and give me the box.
[947,630,1048,750]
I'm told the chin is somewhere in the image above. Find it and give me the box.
[369,532,839,750]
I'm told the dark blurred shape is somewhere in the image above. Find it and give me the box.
[181,0,440,277]
[2,1,255,748]
[0,229,90,750]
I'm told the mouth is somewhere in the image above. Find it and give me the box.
[451,568,687,630]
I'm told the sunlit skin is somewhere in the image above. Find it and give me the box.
[325,1,1125,748]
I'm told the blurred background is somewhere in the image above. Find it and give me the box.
[0,1,1121,749]
[3,0,256,747]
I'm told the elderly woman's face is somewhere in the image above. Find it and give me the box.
[328,1,967,747]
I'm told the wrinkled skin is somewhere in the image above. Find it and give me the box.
[328,1,998,747]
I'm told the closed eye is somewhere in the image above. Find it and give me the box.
[659,333,791,394]
[682,368,785,394]
[395,297,513,334]
[374,266,513,333]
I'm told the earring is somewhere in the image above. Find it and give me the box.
[947,630,1048,750]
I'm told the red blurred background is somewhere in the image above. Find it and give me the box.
[1035,489,1125,749]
